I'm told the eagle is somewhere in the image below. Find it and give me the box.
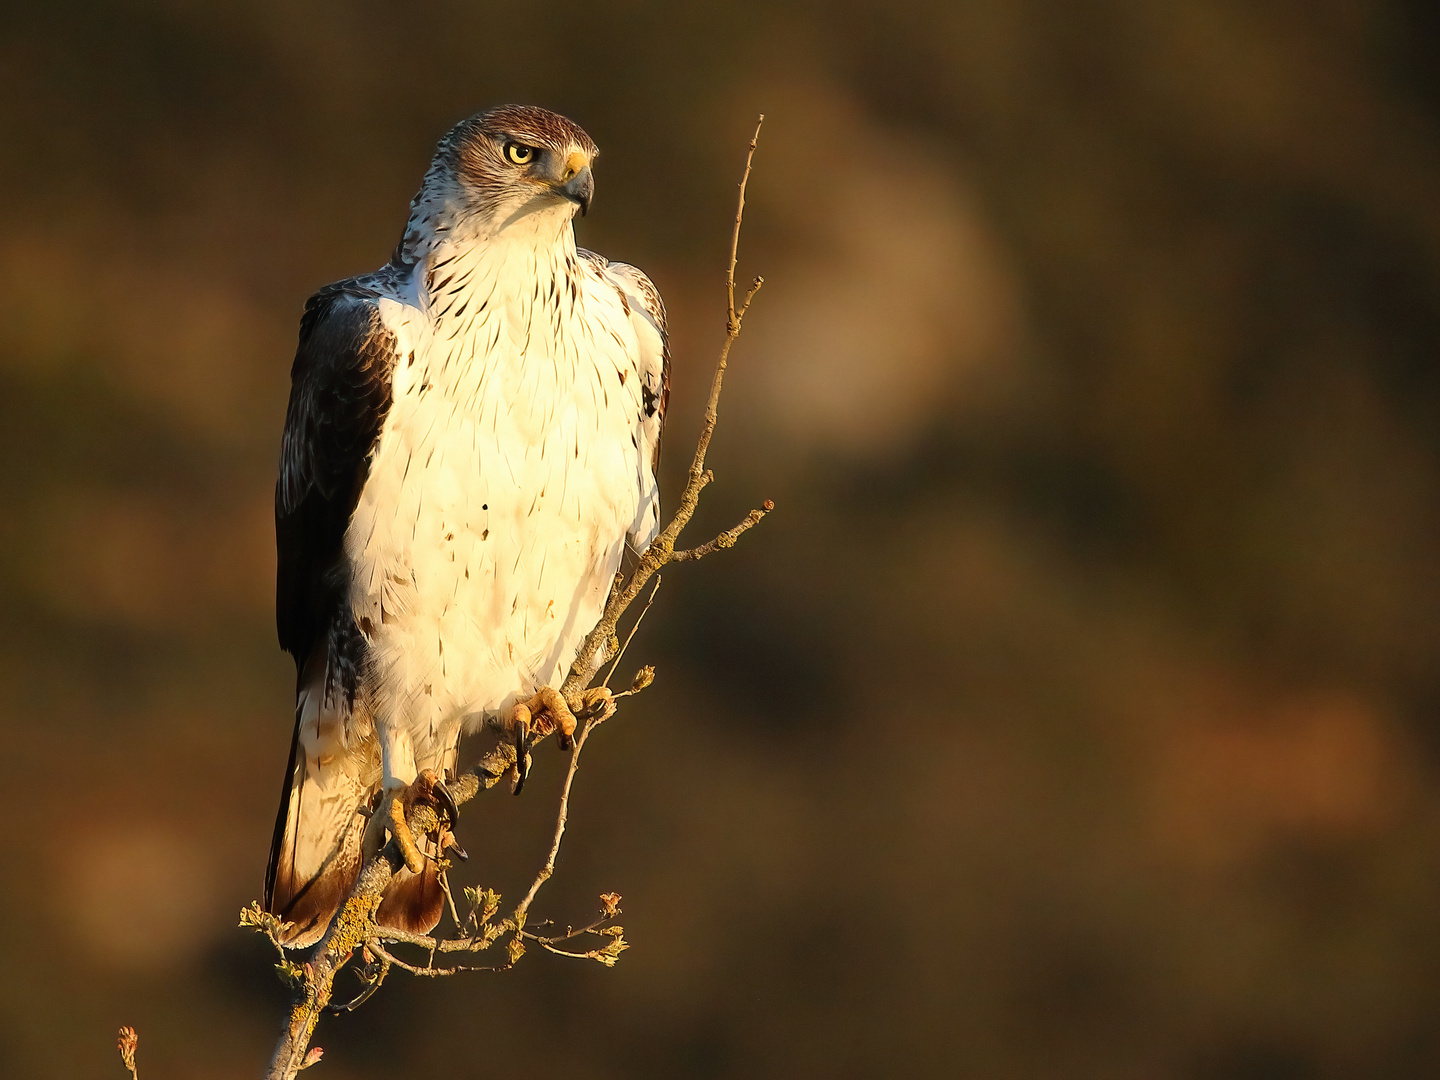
[263,105,668,948]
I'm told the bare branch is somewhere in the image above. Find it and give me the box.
[727,115,765,332]
[522,917,609,944]
[512,712,597,928]
[438,866,463,930]
[366,941,509,978]
[324,953,390,1015]
[671,500,774,562]
[601,576,662,689]
[537,933,629,966]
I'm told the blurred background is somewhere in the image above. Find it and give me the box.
[3,1,1440,1076]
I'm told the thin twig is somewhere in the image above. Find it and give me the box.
[601,576,662,689]
[324,955,390,1015]
[671,501,774,561]
[521,915,611,944]
[537,942,608,960]
[368,941,508,978]
[560,114,768,698]
[727,116,764,331]
[512,714,597,927]
[438,867,463,930]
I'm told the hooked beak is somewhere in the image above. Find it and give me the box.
[559,163,594,216]
[556,149,594,216]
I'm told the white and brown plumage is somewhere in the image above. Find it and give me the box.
[265,106,668,947]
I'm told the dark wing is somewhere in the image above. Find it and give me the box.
[266,280,396,934]
[275,281,398,670]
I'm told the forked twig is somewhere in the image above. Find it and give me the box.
[602,576,662,689]
[672,500,774,561]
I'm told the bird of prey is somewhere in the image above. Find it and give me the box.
[264,105,668,948]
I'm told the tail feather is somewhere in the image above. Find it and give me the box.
[265,659,373,949]
[264,741,371,948]
[265,664,455,949]
[263,705,304,918]
[371,735,461,941]
[376,860,446,936]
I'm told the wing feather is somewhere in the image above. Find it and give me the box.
[266,280,397,940]
[275,282,398,665]
[595,257,669,470]
[579,250,669,549]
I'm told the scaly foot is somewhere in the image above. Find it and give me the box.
[361,769,459,873]
[501,687,616,794]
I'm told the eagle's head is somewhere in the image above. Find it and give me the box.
[395,105,599,264]
[445,105,598,220]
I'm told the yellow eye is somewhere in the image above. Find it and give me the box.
[505,142,535,165]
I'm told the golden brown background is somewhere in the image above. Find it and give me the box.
[4,1,1440,1076]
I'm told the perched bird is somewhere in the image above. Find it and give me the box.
[264,106,668,948]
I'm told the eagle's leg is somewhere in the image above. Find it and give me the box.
[362,768,456,874]
[507,700,534,794]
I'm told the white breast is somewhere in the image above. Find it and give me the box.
[343,239,649,768]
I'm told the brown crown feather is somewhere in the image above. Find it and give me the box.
[446,104,598,182]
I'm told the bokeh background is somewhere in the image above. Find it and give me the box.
[4,1,1440,1076]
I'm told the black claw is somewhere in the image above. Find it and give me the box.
[514,747,532,796]
[514,744,533,795]
[447,837,470,862]
[558,729,574,752]
[432,779,459,828]
[511,714,532,795]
